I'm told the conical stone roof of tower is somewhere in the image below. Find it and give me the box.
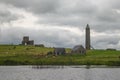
[86,24,90,29]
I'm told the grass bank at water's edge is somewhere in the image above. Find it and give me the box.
[0,45,120,66]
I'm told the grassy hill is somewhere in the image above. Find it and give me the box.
[0,45,120,66]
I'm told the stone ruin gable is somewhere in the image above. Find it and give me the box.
[28,40,34,45]
[54,48,66,55]
[71,45,86,54]
[22,36,34,45]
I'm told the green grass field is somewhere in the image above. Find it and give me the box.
[0,45,120,66]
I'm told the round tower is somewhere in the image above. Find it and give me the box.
[85,24,90,50]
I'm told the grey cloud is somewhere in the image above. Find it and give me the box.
[96,11,120,23]
[0,0,97,27]
[92,35,120,49]
[1,0,120,25]
[0,0,120,49]
[0,0,59,14]
[91,23,120,32]
[96,38,119,45]
[1,0,119,29]
[0,9,20,23]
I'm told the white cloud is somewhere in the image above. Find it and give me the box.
[0,0,120,49]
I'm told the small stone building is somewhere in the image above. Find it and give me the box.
[28,40,34,45]
[22,36,34,45]
[54,48,66,55]
[71,45,86,54]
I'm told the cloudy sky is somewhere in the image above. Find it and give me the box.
[0,0,120,49]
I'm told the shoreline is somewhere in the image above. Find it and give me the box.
[0,45,120,66]
[0,65,120,68]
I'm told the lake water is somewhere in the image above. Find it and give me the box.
[0,66,120,80]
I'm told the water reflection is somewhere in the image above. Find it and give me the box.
[32,65,64,69]
[0,66,120,80]
[31,65,116,69]
[31,65,91,69]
